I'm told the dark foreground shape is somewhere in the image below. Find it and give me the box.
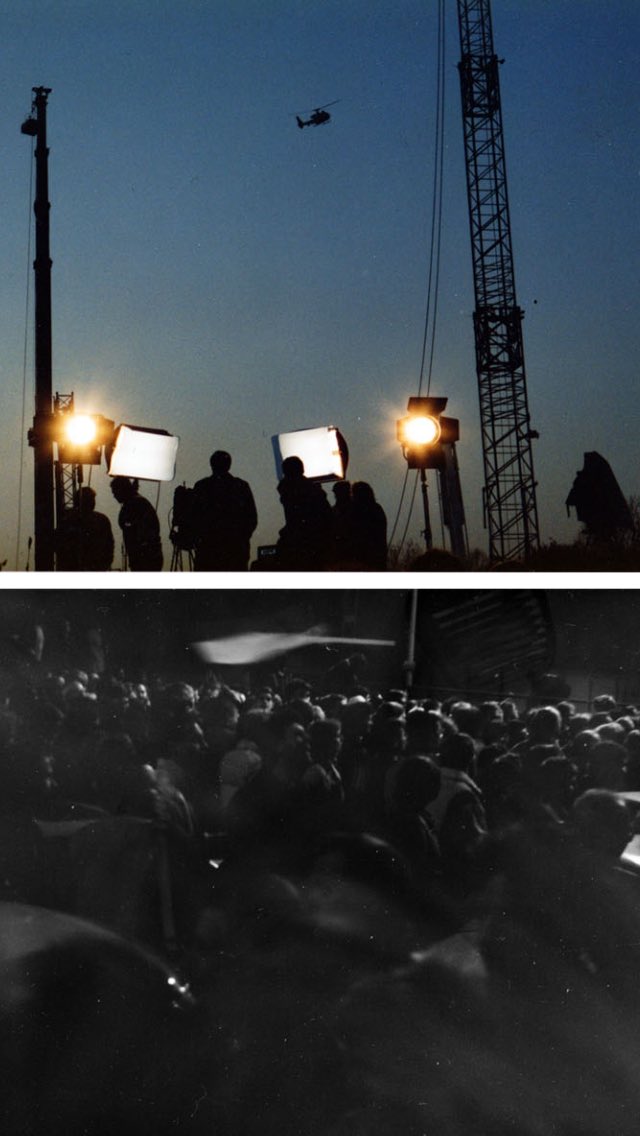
[0,903,205,1136]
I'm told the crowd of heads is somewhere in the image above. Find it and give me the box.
[3,644,640,905]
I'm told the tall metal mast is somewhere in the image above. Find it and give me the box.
[22,87,55,571]
[456,1,540,562]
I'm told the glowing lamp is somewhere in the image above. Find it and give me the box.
[64,415,98,447]
[107,424,179,481]
[399,414,441,447]
[397,396,458,470]
[272,425,349,482]
[56,413,115,465]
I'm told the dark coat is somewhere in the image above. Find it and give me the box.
[192,473,258,570]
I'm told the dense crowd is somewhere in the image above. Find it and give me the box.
[3,643,640,1134]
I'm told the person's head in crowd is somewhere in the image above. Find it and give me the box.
[572,789,632,859]
[449,701,481,739]
[332,480,351,507]
[209,450,232,475]
[374,699,406,721]
[109,474,137,504]
[368,715,406,759]
[308,718,343,768]
[596,721,627,744]
[499,698,520,723]
[285,697,321,728]
[385,688,408,707]
[129,681,150,707]
[592,693,617,717]
[589,711,614,730]
[318,694,347,719]
[566,712,594,737]
[405,707,441,756]
[340,697,372,739]
[439,731,477,776]
[165,682,197,715]
[586,740,628,791]
[351,480,378,507]
[565,728,600,760]
[615,716,635,736]
[526,705,562,747]
[478,701,506,744]
[244,687,276,713]
[272,718,310,784]
[556,700,576,732]
[285,678,312,703]
[625,728,640,755]
[199,691,241,752]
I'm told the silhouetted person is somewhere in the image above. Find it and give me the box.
[276,456,332,570]
[349,481,387,570]
[192,450,258,571]
[55,487,114,572]
[330,480,354,567]
[110,476,163,571]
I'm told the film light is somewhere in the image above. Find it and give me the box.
[107,425,179,481]
[397,397,459,469]
[56,413,115,465]
[272,425,348,482]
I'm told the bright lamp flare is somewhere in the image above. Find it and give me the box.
[64,415,98,447]
[403,415,440,446]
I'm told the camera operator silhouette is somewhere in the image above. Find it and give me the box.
[192,450,258,571]
[110,477,163,571]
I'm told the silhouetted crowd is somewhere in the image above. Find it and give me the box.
[54,451,389,571]
[4,638,640,1134]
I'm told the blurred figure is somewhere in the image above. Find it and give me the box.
[55,487,114,571]
[192,450,258,571]
[110,477,163,571]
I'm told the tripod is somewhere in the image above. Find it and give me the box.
[169,532,194,571]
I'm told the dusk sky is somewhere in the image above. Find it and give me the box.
[0,0,638,570]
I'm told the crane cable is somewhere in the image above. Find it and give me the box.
[388,0,446,561]
[15,139,35,571]
[418,0,446,399]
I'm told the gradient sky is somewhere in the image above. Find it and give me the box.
[0,0,638,570]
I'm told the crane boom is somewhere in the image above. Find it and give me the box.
[457,0,540,562]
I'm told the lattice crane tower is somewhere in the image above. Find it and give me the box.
[457,0,540,561]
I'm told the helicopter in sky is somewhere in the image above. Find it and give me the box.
[296,101,339,129]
